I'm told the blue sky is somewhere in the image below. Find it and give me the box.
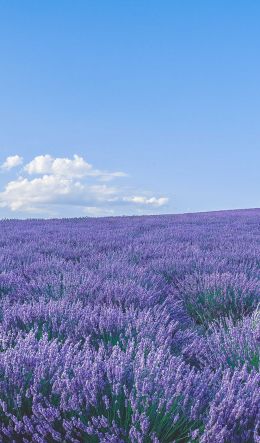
[0,1,259,218]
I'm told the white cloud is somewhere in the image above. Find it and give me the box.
[1,155,23,171]
[123,196,169,206]
[0,175,117,212]
[24,154,92,178]
[24,154,127,181]
[0,153,169,216]
[0,175,76,211]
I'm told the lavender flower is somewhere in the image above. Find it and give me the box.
[0,210,259,441]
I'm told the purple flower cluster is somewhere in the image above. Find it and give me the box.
[0,209,259,442]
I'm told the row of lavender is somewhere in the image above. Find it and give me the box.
[0,210,259,442]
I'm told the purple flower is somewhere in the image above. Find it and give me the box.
[0,210,259,440]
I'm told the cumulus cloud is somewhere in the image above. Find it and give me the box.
[24,154,127,181]
[0,175,117,212]
[1,155,23,171]
[24,154,92,178]
[0,153,169,216]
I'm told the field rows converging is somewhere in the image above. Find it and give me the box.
[0,210,259,442]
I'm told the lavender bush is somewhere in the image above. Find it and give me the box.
[0,209,259,442]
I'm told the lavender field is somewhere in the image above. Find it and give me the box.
[0,209,259,443]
